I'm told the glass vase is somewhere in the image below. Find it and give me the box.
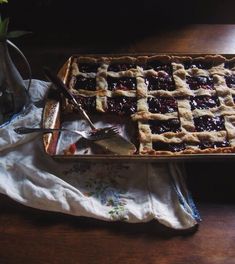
[0,40,31,126]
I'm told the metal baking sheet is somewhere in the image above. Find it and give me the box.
[42,54,235,161]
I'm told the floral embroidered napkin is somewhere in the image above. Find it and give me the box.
[0,80,200,230]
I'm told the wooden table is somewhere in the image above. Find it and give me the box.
[1,24,235,264]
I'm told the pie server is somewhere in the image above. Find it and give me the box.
[44,68,137,155]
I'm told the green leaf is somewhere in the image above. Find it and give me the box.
[0,18,9,37]
[0,0,8,4]
[6,30,32,39]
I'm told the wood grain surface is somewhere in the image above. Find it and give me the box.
[0,194,235,264]
[1,24,235,264]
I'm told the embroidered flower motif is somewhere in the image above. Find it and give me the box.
[85,175,128,221]
[62,163,130,220]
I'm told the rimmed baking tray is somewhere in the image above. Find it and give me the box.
[42,53,235,161]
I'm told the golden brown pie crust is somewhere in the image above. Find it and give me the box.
[64,55,235,155]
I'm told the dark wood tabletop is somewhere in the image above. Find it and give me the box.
[1,20,235,264]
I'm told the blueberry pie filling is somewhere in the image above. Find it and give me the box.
[186,76,214,90]
[149,119,181,134]
[199,140,229,149]
[108,63,136,72]
[66,55,235,155]
[225,75,235,88]
[107,97,137,115]
[145,74,175,91]
[152,142,186,152]
[107,77,136,91]
[75,96,96,113]
[74,76,96,91]
[224,61,235,69]
[190,96,220,110]
[145,61,172,74]
[194,116,225,132]
[153,140,229,152]
[78,63,100,73]
[184,60,213,70]
[148,97,177,113]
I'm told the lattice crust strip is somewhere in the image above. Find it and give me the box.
[64,55,235,155]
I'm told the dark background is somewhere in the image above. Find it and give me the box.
[2,0,235,75]
[2,0,235,47]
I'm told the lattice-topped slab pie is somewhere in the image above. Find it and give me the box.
[62,54,235,155]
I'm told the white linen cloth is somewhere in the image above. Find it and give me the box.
[0,80,200,230]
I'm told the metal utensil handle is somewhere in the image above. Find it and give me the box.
[15,127,63,134]
[44,67,96,130]
[7,40,32,91]
[75,103,96,130]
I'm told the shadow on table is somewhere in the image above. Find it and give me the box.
[0,194,198,238]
